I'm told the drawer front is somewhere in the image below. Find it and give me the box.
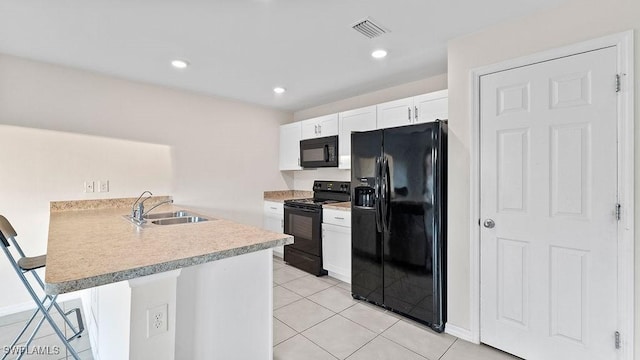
[323,208,351,227]
[264,201,284,216]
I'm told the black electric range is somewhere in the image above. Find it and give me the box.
[283,180,350,276]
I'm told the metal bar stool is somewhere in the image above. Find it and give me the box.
[0,215,84,360]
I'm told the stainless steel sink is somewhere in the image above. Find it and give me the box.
[143,210,193,220]
[151,217,209,225]
[123,208,211,227]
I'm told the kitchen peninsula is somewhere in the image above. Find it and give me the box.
[46,197,292,360]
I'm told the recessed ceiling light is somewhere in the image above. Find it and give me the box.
[273,87,286,94]
[171,59,189,69]
[371,49,388,59]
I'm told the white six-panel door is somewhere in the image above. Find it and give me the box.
[480,46,619,360]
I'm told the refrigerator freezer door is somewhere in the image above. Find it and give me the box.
[351,130,384,305]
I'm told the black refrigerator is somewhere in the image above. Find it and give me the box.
[351,121,446,332]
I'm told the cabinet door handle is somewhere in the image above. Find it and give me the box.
[318,124,322,134]
[415,106,419,120]
[270,207,277,210]
[314,124,318,134]
[408,107,412,122]
[334,216,345,220]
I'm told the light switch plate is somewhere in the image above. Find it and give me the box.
[84,181,95,193]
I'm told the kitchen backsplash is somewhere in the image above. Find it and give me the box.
[292,168,350,190]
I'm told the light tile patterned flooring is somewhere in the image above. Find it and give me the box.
[1,258,520,360]
[273,256,520,360]
[0,299,92,360]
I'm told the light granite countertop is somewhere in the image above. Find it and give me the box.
[44,198,293,295]
[263,190,312,203]
[323,202,351,211]
[264,191,351,211]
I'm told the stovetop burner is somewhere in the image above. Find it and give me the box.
[284,180,351,209]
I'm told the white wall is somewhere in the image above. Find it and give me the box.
[0,54,292,310]
[0,125,173,309]
[446,0,640,346]
[291,73,447,190]
[0,53,293,227]
[291,168,351,191]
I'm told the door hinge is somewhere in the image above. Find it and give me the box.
[616,74,621,93]
[615,331,621,349]
[616,203,621,221]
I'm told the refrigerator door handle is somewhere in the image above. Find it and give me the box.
[380,156,391,231]
[374,156,383,232]
[386,157,391,229]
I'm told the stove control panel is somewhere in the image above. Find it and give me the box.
[313,180,350,194]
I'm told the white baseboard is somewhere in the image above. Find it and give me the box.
[0,294,82,318]
[0,301,36,318]
[327,271,351,284]
[445,323,477,343]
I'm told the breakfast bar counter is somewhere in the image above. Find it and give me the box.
[46,197,291,360]
[46,197,292,295]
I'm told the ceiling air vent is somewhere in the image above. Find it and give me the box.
[351,17,390,39]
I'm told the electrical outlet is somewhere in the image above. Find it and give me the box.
[146,304,168,338]
[98,180,109,193]
[84,181,95,193]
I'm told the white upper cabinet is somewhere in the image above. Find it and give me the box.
[376,89,448,129]
[279,122,302,170]
[338,105,377,169]
[278,90,447,171]
[376,97,415,129]
[301,114,339,140]
[414,89,448,124]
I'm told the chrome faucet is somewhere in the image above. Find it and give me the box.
[131,191,152,222]
[141,199,174,218]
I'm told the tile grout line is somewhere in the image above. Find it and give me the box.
[296,281,379,359]
[333,311,422,360]
[304,286,357,313]
[273,297,338,334]
[297,314,341,360]
[438,338,459,360]
[275,258,439,360]
[378,321,452,360]
[378,331,438,360]
[332,312,383,360]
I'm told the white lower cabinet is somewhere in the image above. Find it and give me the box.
[263,201,284,258]
[322,209,351,283]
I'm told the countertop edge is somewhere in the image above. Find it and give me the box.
[263,190,313,203]
[45,236,293,295]
[322,202,352,211]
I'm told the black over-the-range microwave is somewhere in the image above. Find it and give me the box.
[299,135,338,168]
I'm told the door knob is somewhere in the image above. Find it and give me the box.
[483,219,495,229]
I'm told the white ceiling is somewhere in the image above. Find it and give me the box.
[0,0,567,112]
